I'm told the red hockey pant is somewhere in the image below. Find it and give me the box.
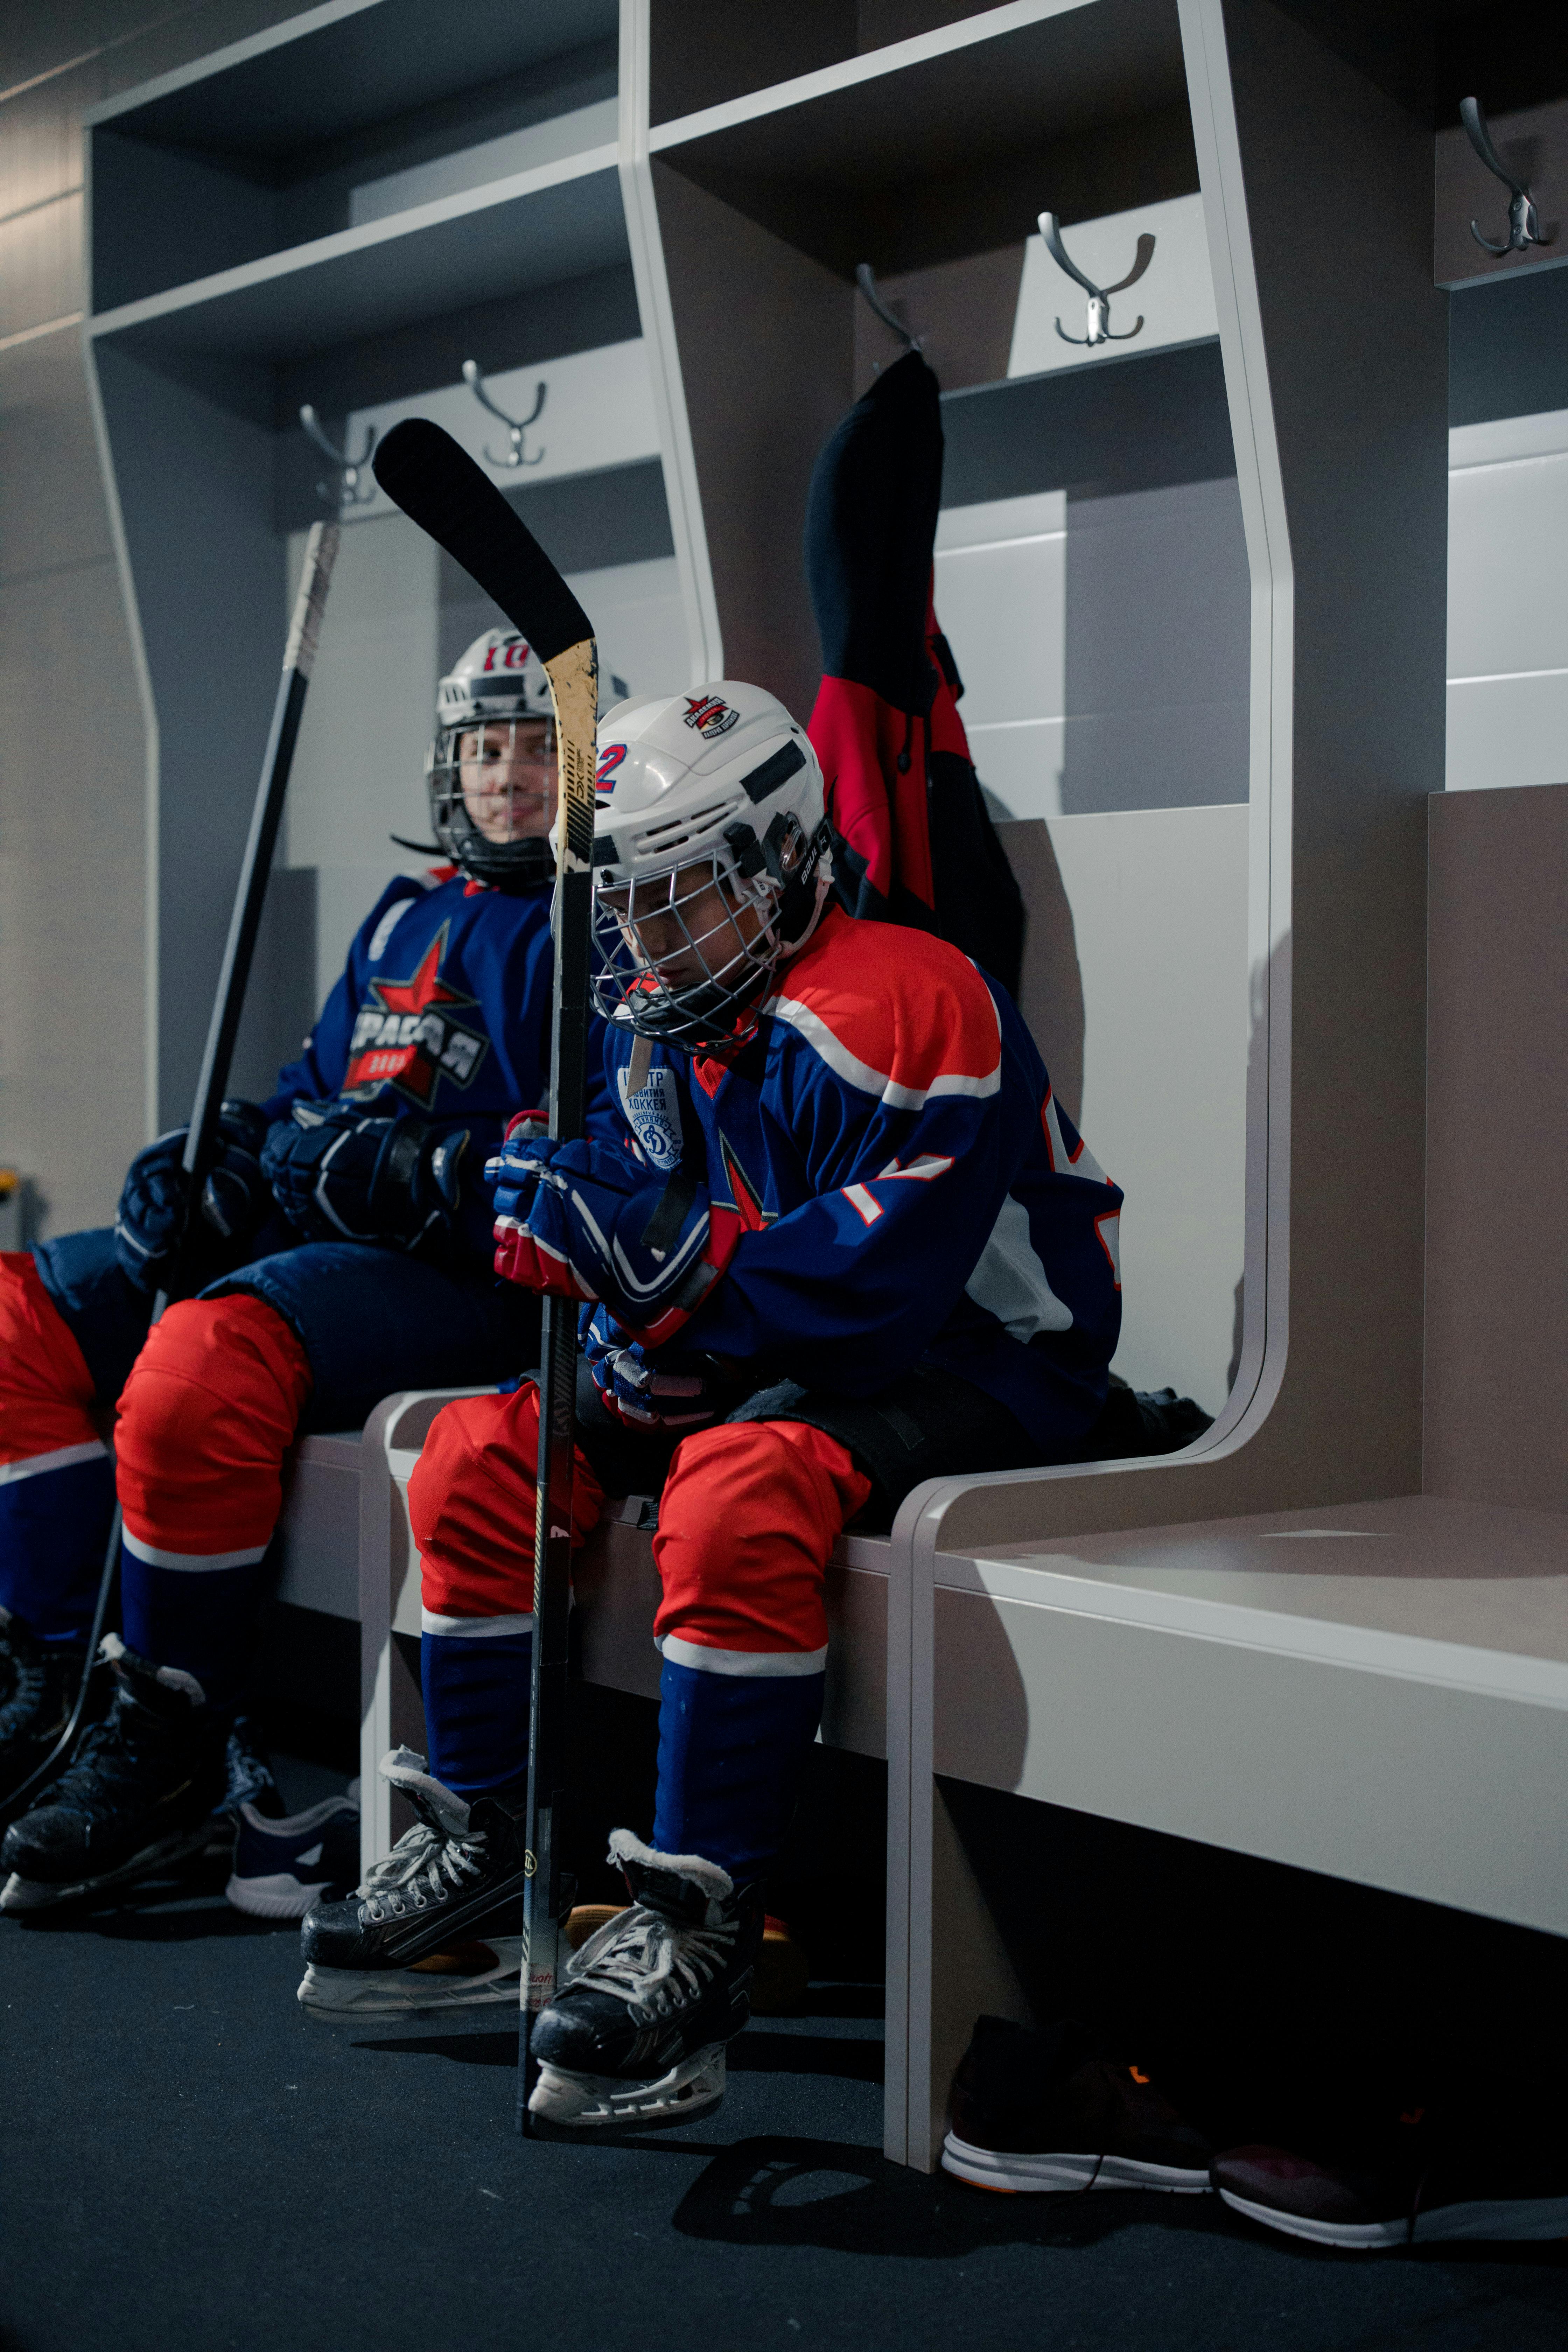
[410,1381,873,1665]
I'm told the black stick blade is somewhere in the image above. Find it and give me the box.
[372,418,592,664]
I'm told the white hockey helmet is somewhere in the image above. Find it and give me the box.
[590,681,832,1051]
[427,628,626,890]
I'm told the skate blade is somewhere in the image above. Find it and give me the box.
[296,1938,524,2020]
[0,1822,216,1913]
[528,2043,727,2129]
[941,2132,1212,2195]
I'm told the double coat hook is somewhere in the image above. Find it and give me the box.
[299,405,377,508]
[1039,212,1155,346]
[462,360,547,467]
[1460,95,1556,257]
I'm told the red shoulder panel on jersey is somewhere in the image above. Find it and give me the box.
[765,905,1001,1110]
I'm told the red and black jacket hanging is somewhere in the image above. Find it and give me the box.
[804,349,1026,1000]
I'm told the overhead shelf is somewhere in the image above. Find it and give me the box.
[89,151,625,362]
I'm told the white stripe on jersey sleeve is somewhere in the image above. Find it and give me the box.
[763,991,1000,1111]
[964,1192,1074,1340]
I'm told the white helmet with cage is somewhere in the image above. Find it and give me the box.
[428,627,624,890]
[590,681,833,1051]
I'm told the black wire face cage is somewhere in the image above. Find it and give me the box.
[427,715,556,891]
[591,848,786,1051]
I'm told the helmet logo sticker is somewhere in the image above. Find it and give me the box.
[483,636,532,671]
[596,742,627,802]
[344,922,489,1108]
[682,693,739,740]
[617,1062,684,1172]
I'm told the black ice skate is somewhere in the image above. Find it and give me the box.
[295,1749,528,2019]
[528,1829,762,2129]
[0,1608,102,1810]
[0,1634,227,1910]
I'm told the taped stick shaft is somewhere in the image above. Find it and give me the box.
[519,635,599,2132]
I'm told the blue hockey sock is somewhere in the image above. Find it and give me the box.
[420,1625,533,1800]
[0,1451,116,1645]
[651,1657,825,1884]
[119,1541,266,1710]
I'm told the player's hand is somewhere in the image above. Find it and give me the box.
[262,1099,466,1252]
[114,1100,272,1294]
[486,1127,712,1330]
[582,1308,730,1430]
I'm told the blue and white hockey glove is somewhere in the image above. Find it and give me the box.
[262,1099,467,1253]
[487,1125,723,1340]
[115,1100,272,1294]
[582,1306,732,1432]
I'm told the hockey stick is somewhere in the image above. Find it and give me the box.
[370,419,597,2135]
[0,522,340,1830]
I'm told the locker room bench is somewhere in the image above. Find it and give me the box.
[881,1486,1568,2171]
[271,1392,894,1878]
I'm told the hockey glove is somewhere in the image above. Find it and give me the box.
[115,1100,272,1294]
[487,1126,722,1337]
[262,1100,467,1252]
[583,1307,734,1431]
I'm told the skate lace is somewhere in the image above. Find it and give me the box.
[568,1902,734,2021]
[360,1819,487,1918]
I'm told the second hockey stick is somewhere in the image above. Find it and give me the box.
[371,419,597,2135]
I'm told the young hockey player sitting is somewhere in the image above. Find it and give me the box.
[295,680,1129,2126]
[0,632,610,1918]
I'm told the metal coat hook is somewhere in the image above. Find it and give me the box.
[1039,212,1155,347]
[855,263,923,358]
[298,404,378,508]
[462,360,546,467]
[1460,95,1555,257]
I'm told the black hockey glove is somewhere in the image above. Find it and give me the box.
[114,1100,272,1295]
[262,1099,467,1253]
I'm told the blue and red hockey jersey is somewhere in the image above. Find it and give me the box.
[262,868,581,1264]
[602,904,1122,1449]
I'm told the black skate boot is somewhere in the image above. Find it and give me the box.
[0,1608,102,1810]
[296,1748,528,2020]
[528,1829,762,2129]
[0,1634,227,1911]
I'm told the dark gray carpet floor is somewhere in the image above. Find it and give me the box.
[3,1760,1566,2352]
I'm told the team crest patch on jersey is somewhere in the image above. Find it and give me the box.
[343,922,488,1110]
[618,1063,684,1171]
[683,694,738,740]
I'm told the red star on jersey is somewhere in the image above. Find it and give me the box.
[371,934,471,1018]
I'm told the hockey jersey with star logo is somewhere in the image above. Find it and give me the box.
[601,904,1122,1450]
[264,869,609,1264]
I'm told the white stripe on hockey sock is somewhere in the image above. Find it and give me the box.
[120,1530,270,1572]
[420,1608,535,1639]
[0,1438,108,1485]
[657,1635,828,1678]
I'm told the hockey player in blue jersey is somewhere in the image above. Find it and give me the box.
[0,631,612,1916]
[294,681,1139,2118]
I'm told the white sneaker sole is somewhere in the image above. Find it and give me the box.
[942,2130,1212,2195]
[297,1938,524,2019]
[528,2042,728,2128]
[0,1822,215,1912]
[1218,2185,1568,2247]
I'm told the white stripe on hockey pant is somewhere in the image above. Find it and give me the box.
[0,1438,108,1485]
[657,1635,828,1678]
[120,1530,270,1572]
[420,1609,535,1639]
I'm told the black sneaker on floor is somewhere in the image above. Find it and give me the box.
[296,1749,527,2018]
[0,1608,102,1811]
[0,1634,227,1911]
[527,1829,762,2130]
[227,1785,360,1919]
[1213,2127,1568,2248]
[941,2015,1214,2193]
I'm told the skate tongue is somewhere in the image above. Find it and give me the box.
[379,1747,471,1838]
[607,1828,732,1922]
[99,1631,207,1708]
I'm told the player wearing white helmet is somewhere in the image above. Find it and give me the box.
[0,630,613,1928]
[300,678,1132,2124]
